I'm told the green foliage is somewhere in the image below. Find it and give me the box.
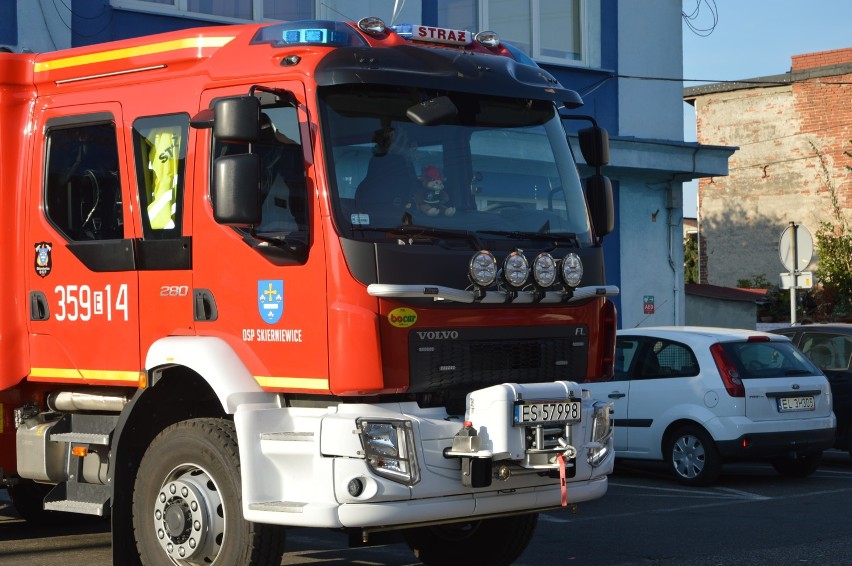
[683,233,698,284]
[737,274,789,322]
[813,140,852,319]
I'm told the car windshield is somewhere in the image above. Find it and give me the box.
[318,84,593,245]
[722,340,820,379]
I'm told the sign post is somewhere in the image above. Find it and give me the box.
[778,222,813,325]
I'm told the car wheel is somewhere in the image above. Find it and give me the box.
[131,418,286,565]
[404,513,538,566]
[771,452,822,478]
[666,425,722,486]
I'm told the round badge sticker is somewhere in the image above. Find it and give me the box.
[388,307,417,328]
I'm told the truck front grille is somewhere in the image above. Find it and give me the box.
[408,326,588,392]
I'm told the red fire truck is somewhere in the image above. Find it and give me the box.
[0,16,617,565]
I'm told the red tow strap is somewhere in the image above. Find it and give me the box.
[557,453,568,507]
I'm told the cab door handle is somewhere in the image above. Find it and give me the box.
[194,289,218,321]
[608,392,626,399]
[30,291,50,321]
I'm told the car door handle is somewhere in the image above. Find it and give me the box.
[608,392,626,399]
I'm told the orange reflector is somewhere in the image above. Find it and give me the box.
[71,446,88,457]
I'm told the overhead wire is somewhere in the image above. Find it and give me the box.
[577,73,852,97]
[682,0,718,37]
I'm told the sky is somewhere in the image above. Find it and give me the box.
[680,0,852,217]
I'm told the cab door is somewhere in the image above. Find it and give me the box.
[26,105,142,387]
[192,83,330,392]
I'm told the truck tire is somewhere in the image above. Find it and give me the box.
[666,424,722,486]
[131,418,286,565]
[403,513,538,566]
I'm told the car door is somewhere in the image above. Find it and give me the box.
[583,335,641,452]
[623,338,702,457]
[795,331,852,436]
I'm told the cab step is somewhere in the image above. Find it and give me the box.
[44,481,110,516]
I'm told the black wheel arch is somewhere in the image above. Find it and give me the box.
[661,418,709,459]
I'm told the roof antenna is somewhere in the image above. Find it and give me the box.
[391,0,405,26]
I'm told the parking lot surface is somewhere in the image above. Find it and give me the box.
[3,450,852,564]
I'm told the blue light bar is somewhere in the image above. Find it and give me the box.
[251,20,367,48]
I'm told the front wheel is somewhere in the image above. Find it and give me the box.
[403,513,538,566]
[771,452,822,478]
[666,425,722,486]
[131,418,286,565]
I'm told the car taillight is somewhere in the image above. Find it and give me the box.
[710,343,744,397]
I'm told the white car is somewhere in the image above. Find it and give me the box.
[582,327,836,486]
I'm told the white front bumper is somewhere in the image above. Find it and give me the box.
[234,382,613,529]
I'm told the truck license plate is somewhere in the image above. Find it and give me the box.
[778,396,815,412]
[514,400,581,425]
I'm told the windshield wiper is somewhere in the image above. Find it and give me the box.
[783,369,815,376]
[478,230,579,248]
[350,224,486,250]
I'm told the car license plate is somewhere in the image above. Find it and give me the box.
[514,400,581,425]
[778,396,815,412]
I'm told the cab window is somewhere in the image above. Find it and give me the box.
[44,120,123,241]
[214,105,308,237]
[132,114,189,239]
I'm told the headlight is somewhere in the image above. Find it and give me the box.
[503,251,530,288]
[357,419,420,485]
[469,250,497,287]
[532,252,557,288]
[588,401,614,467]
[561,253,583,288]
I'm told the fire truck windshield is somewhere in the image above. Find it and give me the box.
[319,85,594,246]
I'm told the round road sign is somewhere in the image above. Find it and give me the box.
[778,224,813,272]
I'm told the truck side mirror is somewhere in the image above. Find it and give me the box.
[586,174,613,240]
[578,126,609,168]
[212,153,261,226]
[213,96,261,142]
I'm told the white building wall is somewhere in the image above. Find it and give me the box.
[615,0,687,328]
[617,0,684,140]
[617,179,685,328]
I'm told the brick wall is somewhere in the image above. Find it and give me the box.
[792,47,852,71]
[694,48,852,287]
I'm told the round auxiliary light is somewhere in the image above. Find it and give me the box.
[469,250,498,287]
[532,252,557,288]
[503,251,530,288]
[561,253,584,288]
[347,478,364,497]
[474,30,500,49]
[358,17,387,36]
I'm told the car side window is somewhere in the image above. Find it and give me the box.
[800,333,852,371]
[615,338,640,379]
[637,339,699,379]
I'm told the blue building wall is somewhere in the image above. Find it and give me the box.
[0,1,16,46]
